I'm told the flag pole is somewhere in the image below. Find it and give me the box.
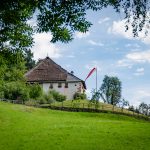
[96,67,97,94]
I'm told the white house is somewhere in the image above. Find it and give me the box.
[25,57,86,100]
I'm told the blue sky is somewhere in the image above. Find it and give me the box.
[31,7,150,106]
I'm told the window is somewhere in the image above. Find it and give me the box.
[58,83,62,88]
[49,83,53,89]
[65,82,68,88]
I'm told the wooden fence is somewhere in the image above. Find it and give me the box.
[0,98,150,121]
[40,101,150,121]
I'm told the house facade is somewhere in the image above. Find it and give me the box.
[25,57,86,100]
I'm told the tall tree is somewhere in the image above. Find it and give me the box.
[100,75,122,105]
[139,102,149,116]
[0,48,26,82]
[24,49,35,70]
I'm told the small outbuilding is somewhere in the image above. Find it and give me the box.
[25,57,86,100]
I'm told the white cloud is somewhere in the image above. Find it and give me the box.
[108,19,150,45]
[136,68,144,72]
[125,43,140,48]
[32,32,62,60]
[75,31,90,39]
[108,19,133,39]
[66,55,75,58]
[88,40,104,46]
[117,50,150,68]
[127,89,150,106]
[126,50,150,63]
[123,85,150,106]
[98,17,110,24]
[134,67,144,76]
[117,59,133,68]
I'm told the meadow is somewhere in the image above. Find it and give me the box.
[0,101,150,150]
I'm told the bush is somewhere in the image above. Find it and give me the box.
[73,92,86,100]
[49,90,66,102]
[29,84,43,99]
[2,81,30,102]
[0,82,4,99]
[36,91,55,104]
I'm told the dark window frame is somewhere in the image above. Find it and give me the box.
[58,82,62,88]
[49,83,53,89]
[65,82,68,88]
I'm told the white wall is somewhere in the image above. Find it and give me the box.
[42,82,84,100]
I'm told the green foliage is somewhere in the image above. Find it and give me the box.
[1,0,149,47]
[29,84,43,100]
[0,82,4,99]
[99,75,122,105]
[0,0,35,52]
[128,105,135,112]
[2,81,29,101]
[73,92,87,100]
[91,89,100,103]
[49,90,66,102]
[139,102,149,116]
[35,90,66,104]
[37,92,55,104]
[0,49,26,82]
[119,98,129,108]
[24,49,36,70]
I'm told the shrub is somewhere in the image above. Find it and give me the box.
[0,91,4,99]
[0,82,4,99]
[2,81,30,102]
[36,91,55,104]
[43,92,55,103]
[73,92,86,100]
[29,84,43,99]
[49,90,66,102]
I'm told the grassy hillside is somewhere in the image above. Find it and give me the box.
[0,102,150,150]
[47,100,142,116]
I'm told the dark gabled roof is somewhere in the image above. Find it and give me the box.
[25,57,86,89]
[25,57,67,82]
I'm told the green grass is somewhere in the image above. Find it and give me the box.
[0,102,150,150]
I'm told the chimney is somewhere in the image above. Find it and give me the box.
[70,71,74,74]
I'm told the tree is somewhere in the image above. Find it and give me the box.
[24,49,35,70]
[0,0,150,48]
[139,102,149,116]
[128,105,134,112]
[99,75,122,105]
[119,98,129,109]
[0,48,26,82]
[148,104,150,116]
[91,89,101,103]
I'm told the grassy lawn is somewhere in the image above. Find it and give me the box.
[0,102,150,150]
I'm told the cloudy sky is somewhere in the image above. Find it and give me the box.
[31,7,150,106]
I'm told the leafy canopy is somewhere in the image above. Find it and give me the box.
[99,75,122,105]
[0,0,150,48]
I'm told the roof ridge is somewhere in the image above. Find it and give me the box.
[45,57,67,73]
[25,59,44,76]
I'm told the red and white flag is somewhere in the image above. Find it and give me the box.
[85,67,96,81]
